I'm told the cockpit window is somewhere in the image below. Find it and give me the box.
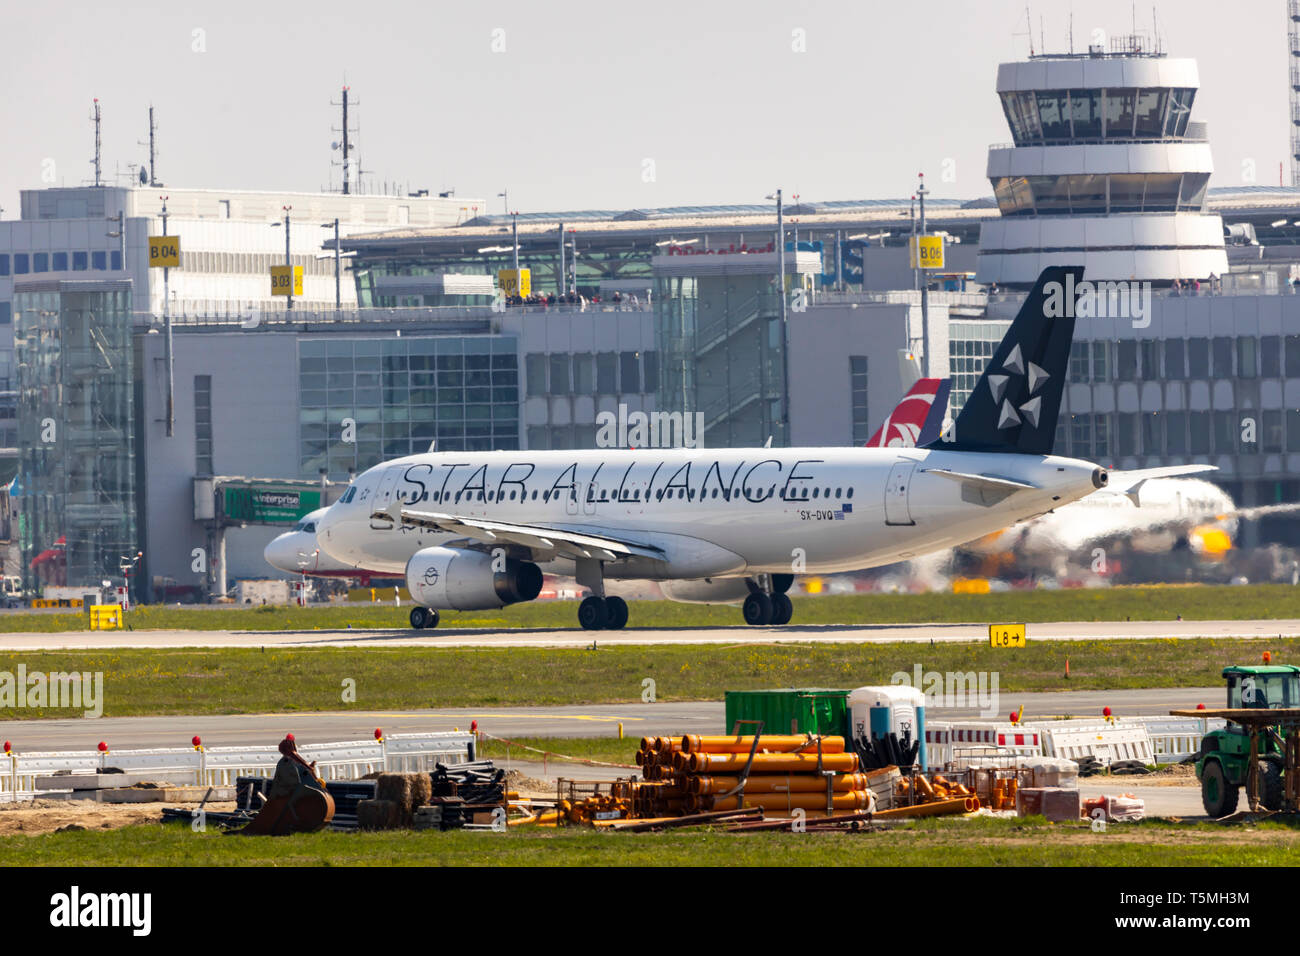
[302,522,316,533]
[340,486,357,504]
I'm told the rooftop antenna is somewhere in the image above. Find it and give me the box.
[90,98,103,187]
[331,84,359,195]
[138,105,160,187]
[1068,6,1074,54]
[1024,4,1035,56]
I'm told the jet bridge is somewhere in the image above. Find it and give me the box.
[193,475,347,601]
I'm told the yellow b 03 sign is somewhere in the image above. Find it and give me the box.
[497,268,531,298]
[989,623,1027,648]
[148,236,181,268]
[909,234,945,270]
[270,265,304,296]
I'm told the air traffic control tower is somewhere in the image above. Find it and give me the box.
[977,37,1228,288]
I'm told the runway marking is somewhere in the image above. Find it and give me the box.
[424,713,644,723]
[187,710,651,723]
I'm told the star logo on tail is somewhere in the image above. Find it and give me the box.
[988,342,1050,430]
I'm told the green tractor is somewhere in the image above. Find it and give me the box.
[1196,665,1300,817]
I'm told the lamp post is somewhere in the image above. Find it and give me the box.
[322,218,341,311]
[271,206,293,310]
[766,189,790,446]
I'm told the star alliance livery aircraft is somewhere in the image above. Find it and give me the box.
[316,266,1194,631]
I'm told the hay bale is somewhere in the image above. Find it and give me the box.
[356,798,400,831]
[376,773,414,817]
[410,772,432,809]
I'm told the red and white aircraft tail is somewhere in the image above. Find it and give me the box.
[865,378,951,448]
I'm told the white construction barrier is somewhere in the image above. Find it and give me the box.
[927,721,1043,768]
[1036,722,1154,767]
[1119,716,1224,764]
[0,731,474,802]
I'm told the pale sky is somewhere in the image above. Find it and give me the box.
[0,0,1290,216]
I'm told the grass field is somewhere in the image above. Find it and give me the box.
[0,636,1288,719]
[6,582,1300,634]
[5,815,1298,866]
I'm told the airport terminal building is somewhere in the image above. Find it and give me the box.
[9,40,1300,598]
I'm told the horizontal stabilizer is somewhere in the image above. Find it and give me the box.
[920,468,1039,493]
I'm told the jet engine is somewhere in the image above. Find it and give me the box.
[405,546,543,610]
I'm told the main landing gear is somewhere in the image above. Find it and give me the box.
[409,606,440,629]
[578,594,629,631]
[741,574,794,626]
[575,557,628,630]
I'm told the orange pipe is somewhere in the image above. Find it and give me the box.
[702,791,873,813]
[872,797,977,819]
[681,734,845,755]
[692,773,869,795]
[688,751,859,774]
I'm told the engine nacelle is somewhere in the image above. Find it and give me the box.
[660,577,752,605]
[405,546,543,611]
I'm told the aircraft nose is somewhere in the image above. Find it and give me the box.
[263,534,297,573]
[264,534,316,574]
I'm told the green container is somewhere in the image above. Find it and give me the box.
[724,688,851,738]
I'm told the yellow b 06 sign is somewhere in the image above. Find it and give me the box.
[270,265,303,296]
[989,623,1027,648]
[148,236,181,268]
[909,234,945,270]
[497,268,531,298]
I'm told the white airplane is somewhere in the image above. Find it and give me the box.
[967,475,1300,562]
[266,379,946,584]
[315,266,1193,630]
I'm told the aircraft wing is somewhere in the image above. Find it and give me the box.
[373,500,666,563]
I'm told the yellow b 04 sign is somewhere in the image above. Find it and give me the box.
[909,234,945,270]
[270,265,303,296]
[989,623,1027,648]
[148,236,181,268]
[497,268,531,298]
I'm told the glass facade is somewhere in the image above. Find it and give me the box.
[298,335,519,477]
[1000,87,1196,145]
[948,320,1011,415]
[993,172,1209,217]
[655,272,787,447]
[14,282,137,596]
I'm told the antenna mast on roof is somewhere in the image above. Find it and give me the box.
[331,85,359,195]
[90,98,103,187]
[138,105,161,187]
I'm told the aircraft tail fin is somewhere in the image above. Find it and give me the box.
[866,377,951,448]
[928,265,1083,456]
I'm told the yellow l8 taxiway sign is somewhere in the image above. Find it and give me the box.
[989,623,1026,648]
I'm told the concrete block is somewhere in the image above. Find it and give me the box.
[35,771,197,791]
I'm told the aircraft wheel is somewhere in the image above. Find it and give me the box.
[770,593,793,626]
[742,592,773,626]
[410,606,438,630]
[605,596,629,630]
[578,595,609,630]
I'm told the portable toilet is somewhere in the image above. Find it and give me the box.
[849,685,927,771]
